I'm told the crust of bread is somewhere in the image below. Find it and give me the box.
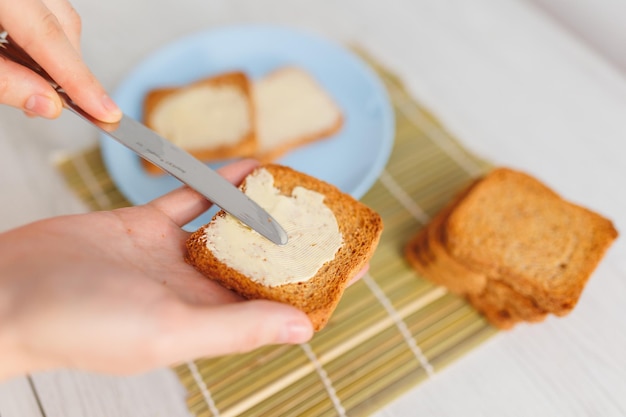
[254,117,343,163]
[252,67,344,163]
[142,71,256,175]
[467,280,548,329]
[185,164,383,331]
[405,180,486,295]
[405,167,618,329]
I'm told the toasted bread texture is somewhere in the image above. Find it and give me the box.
[405,167,618,329]
[186,164,383,331]
[253,67,344,162]
[142,71,256,174]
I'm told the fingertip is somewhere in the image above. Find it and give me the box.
[247,301,313,346]
[178,300,314,358]
[24,94,63,119]
[215,158,260,183]
[148,159,262,227]
[278,316,314,345]
[99,94,123,123]
[59,84,121,123]
[347,264,370,287]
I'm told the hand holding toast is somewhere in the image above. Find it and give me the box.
[0,160,325,380]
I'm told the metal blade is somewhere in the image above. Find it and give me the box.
[72,110,288,245]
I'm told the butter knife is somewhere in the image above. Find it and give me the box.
[0,33,288,245]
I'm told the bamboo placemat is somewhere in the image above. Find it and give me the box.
[56,54,498,417]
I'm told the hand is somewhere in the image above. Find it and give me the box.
[0,159,352,380]
[0,0,121,122]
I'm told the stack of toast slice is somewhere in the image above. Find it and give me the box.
[405,168,618,329]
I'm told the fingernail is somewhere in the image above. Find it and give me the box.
[101,94,122,118]
[280,320,313,344]
[24,95,58,118]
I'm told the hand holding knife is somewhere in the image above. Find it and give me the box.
[0,32,288,245]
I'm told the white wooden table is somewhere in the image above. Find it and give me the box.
[1,0,625,415]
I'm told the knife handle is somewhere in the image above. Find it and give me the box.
[0,32,61,87]
[0,31,101,123]
[0,32,123,131]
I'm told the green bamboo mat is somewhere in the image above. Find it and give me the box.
[56,55,498,417]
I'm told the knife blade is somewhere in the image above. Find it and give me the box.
[75,111,289,245]
[0,32,288,245]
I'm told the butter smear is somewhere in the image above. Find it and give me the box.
[204,168,343,286]
[151,85,250,150]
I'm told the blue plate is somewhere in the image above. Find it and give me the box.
[101,25,394,230]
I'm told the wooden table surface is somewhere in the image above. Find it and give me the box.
[1,0,625,416]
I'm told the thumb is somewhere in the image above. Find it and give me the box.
[158,300,314,362]
[0,58,62,118]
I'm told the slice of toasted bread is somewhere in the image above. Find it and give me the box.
[142,71,256,175]
[406,183,546,329]
[253,67,343,162]
[185,164,383,331]
[407,209,548,329]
